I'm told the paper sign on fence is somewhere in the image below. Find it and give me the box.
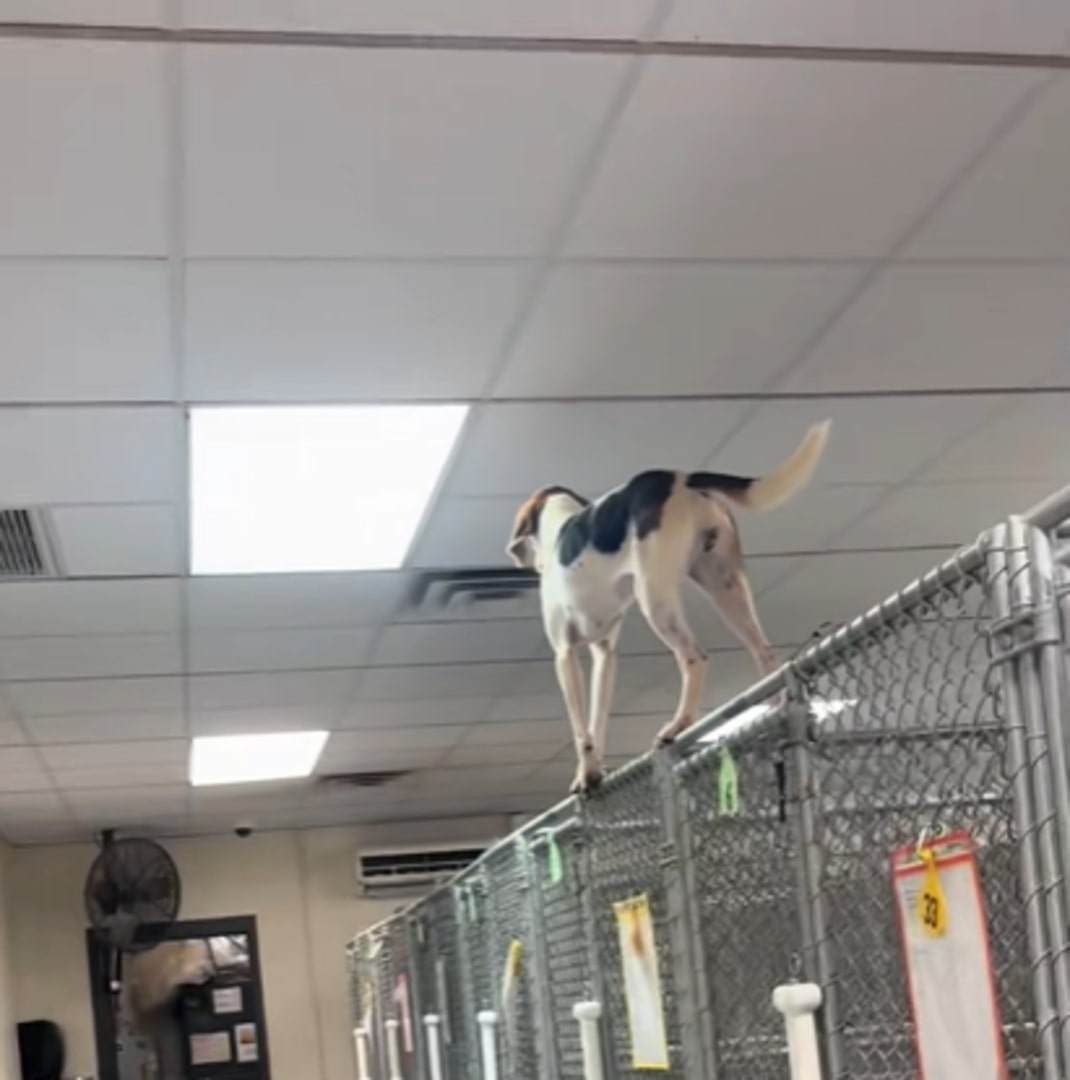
[613,893,670,1071]
[892,832,1008,1080]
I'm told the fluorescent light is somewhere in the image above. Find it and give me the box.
[190,404,468,574]
[190,731,329,786]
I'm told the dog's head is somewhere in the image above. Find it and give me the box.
[507,486,587,571]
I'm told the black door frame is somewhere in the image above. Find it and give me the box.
[86,915,272,1080]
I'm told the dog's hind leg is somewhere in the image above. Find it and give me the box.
[634,578,709,747]
[689,551,778,679]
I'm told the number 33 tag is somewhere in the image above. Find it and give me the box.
[917,846,948,937]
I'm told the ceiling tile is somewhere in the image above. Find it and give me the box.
[446,400,747,497]
[567,60,1037,258]
[782,266,1070,393]
[41,739,189,770]
[369,620,543,667]
[908,77,1070,259]
[0,580,180,637]
[186,261,526,400]
[7,677,182,717]
[51,505,181,578]
[54,763,189,790]
[0,41,167,255]
[188,671,355,711]
[498,263,862,396]
[409,496,525,569]
[0,721,27,746]
[838,480,1056,549]
[187,628,375,674]
[186,572,407,630]
[183,0,656,36]
[354,662,517,701]
[0,634,181,680]
[0,1,164,21]
[926,396,1070,483]
[0,261,171,402]
[662,0,1070,52]
[757,549,962,647]
[327,725,467,757]
[339,698,495,729]
[185,47,627,257]
[0,406,182,503]
[190,707,335,736]
[441,742,564,768]
[0,769,53,794]
[0,791,66,820]
[710,397,995,487]
[458,718,565,745]
[486,694,566,723]
[24,711,185,744]
[66,785,189,820]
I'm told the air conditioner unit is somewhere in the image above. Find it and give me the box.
[356,841,490,898]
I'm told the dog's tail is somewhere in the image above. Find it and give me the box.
[686,421,831,511]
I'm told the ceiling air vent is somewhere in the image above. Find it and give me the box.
[318,770,410,789]
[0,509,57,579]
[408,568,539,618]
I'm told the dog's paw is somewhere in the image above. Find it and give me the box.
[569,767,604,796]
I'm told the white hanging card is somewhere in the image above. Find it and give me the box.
[892,832,1007,1080]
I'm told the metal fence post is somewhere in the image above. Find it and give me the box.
[654,750,719,1079]
[519,833,558,1080]
[988,522,1064,1080]
[783,679,846,1080]
[576,799,618,1080]
[405,914,429,1080]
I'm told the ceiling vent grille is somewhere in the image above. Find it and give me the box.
[0,509,56,579]
[408,568,539,617]
[318,770,410,788]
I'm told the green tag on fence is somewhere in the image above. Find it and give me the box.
[458,885,469,924]
[718,749,740,816]
[547,836,563,885]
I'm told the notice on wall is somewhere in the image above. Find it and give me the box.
[613,893,670,1071]
[189,1032,232,1066]
[212,986,243,1015]
[892,832,1008,1080]
[234,1022,260,1064]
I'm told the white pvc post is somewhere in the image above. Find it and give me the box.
[477,1010,499,1080]
[572,1001,605,1080]
[772,983,824,1080]
[384,1018,403,1080]
[353,1027,373,1080]
[423,1014,444,1080]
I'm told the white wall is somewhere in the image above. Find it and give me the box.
[6,817,507,1080]
[0,843,20,1080]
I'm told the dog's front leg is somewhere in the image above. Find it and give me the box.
[585,629,621,789]
[554,646,598,794]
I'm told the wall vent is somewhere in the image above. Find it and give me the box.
[0,509,57,579]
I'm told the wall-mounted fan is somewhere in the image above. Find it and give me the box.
[84,831,182,998]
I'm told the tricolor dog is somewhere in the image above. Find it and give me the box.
[507,422,830,793]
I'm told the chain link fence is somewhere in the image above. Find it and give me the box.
[346,489,1070,1080]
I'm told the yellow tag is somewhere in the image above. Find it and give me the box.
[917,847,948,937]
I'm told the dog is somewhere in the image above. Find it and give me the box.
[507,421,830,793]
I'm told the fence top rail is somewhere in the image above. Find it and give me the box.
[1021,480,1070,533]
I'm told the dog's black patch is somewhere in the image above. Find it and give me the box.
[557,470,676,567]
[686,471,754,498]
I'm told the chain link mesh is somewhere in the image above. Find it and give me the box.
[584,757,685,1078]
[345,502,1070,1080]
[678,714,801,1080]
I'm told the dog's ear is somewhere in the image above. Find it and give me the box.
[507,496,541,569]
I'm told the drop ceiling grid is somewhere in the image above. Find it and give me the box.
[0,26,1069,841]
